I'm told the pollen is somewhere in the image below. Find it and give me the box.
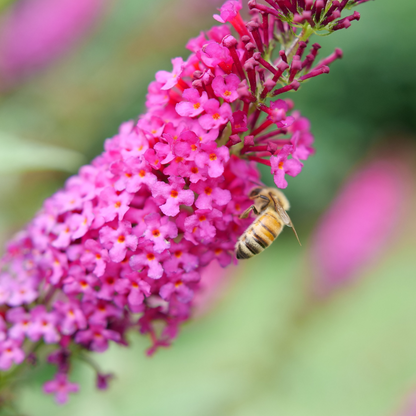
[199,215,207,222]
[152,229,161,237]
[95,254,101,259]
[125,173,132,178]
[170,190,179,198]
[214,248,223,255]
[175,156,183,163]
[147,253,155,261]
[209,153,217,161]
[204,187,213,195]
[278,161,284,170]
[224,90,231,96]
[174,281,183,288]
[212,112,220,120]
[117,235,125,243]
[174,250,182,258]
[191,167,199,174]
[114,201,121,208]
[193,102,201,109]
[191,144,197,151]
[139,169,146,177]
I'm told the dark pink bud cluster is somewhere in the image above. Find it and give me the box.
[248,0,362,32]
[0,0,368,404]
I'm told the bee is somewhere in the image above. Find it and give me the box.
[235,186,301,260]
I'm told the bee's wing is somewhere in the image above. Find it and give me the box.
[270,194,302,246]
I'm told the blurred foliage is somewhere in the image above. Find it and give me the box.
[0,0,415,414]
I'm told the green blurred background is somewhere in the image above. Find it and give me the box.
[0,0,416,415]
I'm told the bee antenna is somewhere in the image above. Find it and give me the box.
[248,178,266,187]
[290,223,302,247]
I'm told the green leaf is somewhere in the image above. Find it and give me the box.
[0,132,85,174]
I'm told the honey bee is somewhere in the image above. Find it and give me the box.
[235,186,301,260]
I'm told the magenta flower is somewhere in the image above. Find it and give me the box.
[176,88,209,117]
[151,176,194,217]
[270,146,303,189]
[190,179,231,210]
[199,99,233,130]
[212,74,240,103]
[0,339,25,370]
[43,373,79,405]
[213,0,242,23]
[99,221,138,263]
[155,57,185,90]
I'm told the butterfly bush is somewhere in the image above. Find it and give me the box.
[0,0,367,404]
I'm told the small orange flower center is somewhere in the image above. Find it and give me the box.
[191,167,199,174]
[199,215,207,222]
[117,235,126,243]
[114,201,121,208]
[132,282,139,289]
[191,144,198,151]
[212,113,220,120]
[204,187,212,195]
[174,250,182,258]
[125,173,132,178]
[224,90,231,97]
[209,153,217,161]
[278,161,284,170]
[147,253,155,261]
[235,203,241,211]
[139,169,146,177]
[175,156,183,163]
[170,190,179,198]
[193,102,201,109]
[175,281,183,288]
[152,229,161,237]
[96,254,101,259]
[215,248,223,255]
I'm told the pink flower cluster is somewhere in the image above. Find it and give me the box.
[0,0,366,404]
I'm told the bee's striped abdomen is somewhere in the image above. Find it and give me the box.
[235,210,283,260]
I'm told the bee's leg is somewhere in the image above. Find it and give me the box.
[239,205,260,219]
